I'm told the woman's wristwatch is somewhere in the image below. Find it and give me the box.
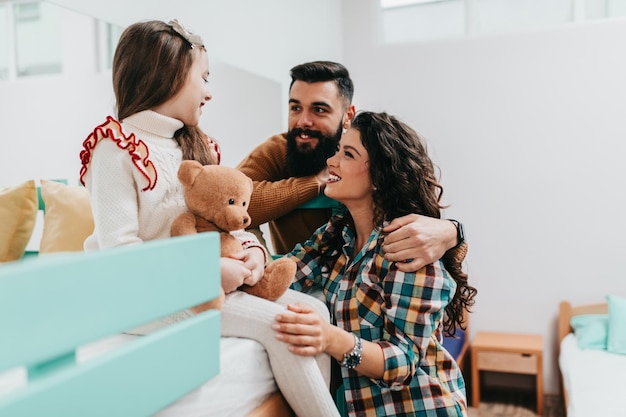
[448,219,465,250]
[339,334,362,369]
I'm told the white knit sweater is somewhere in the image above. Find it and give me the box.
[81,110,263,255]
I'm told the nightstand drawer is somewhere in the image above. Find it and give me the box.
[476,351,538,375]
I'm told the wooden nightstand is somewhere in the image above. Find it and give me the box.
[471,332,544,415]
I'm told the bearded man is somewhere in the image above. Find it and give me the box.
[237,61,464,270]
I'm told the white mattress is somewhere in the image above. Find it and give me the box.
[559,333,626,417]
[0,335,276,417]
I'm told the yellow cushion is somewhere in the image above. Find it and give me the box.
[0,180,38,262]
[40,180,94,253]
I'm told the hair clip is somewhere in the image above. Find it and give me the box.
[168,19,204,49]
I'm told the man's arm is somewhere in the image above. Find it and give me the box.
[237,134,322,228]
[382,214,466,273]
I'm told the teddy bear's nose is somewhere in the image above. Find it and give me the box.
[243,215,250,224]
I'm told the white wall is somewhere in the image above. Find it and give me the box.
[2,0,346,184]
[343,0,626,394]
[0,9,112,186]
[0,12,282,187]
[48,0,343,90]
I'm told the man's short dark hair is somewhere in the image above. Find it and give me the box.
[289,61,354,105]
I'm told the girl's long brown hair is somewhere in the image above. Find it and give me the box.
[112,20,216,165]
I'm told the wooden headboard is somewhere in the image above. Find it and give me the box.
[558,301,608,344]
[558,300,608,409]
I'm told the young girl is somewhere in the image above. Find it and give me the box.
[79,19,340,417]
[80,19,265,289]
[274,111,478,416]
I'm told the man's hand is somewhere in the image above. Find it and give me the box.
[315,167,330,192]
[382,214,457,272]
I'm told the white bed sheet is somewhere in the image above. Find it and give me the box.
[559,333,626,417]
[0,335,276,417]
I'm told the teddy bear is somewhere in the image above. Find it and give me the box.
[171,160,296,313]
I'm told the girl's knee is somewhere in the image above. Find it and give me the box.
[279,290,329,317]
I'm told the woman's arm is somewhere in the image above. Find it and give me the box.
[276,304,386,379]
[274,260,453,387]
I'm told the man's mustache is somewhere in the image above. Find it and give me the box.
[289,128,324,140]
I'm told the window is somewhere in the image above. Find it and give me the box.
[380,0,626,43]
[0,4,8,79]
[14,1,62,76]
[381,0,443,6]
[477,0,572,36]
[96,20,123,71]
[0,1,64,80]
[1,1,124,81]
[584,0,626,20]
[105,23,123,69]
[382,0,465,43]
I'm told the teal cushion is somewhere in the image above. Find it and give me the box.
[607,295,626,355]
[570,314,608,350]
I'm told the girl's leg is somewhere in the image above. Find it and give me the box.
[222,290,339,417]
[271,289,332,386]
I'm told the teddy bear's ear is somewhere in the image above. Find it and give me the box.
[178,160,204,186]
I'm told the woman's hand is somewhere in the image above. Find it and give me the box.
[220,255,251,293]
[382,214,457,272]
[273,303,332,356]
[239,247,265,286]
[276,305,386,379]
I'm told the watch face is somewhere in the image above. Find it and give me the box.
[341,336,363,369]
[345,354,360,368]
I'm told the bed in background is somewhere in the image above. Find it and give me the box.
[558,297,626,417]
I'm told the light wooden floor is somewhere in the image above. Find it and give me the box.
[468,394,565,417]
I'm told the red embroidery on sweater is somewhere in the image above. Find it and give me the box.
[79,116,158,191]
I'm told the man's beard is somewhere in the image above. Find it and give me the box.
[285,125,343,177]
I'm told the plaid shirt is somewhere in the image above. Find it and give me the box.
[289,214,467,417]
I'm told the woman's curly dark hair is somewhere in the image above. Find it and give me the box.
[350,111,476,335]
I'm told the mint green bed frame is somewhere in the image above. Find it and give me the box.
[0,233,221,416]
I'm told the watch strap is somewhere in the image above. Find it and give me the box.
[448,219,465,250]
[339,334,362,369]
